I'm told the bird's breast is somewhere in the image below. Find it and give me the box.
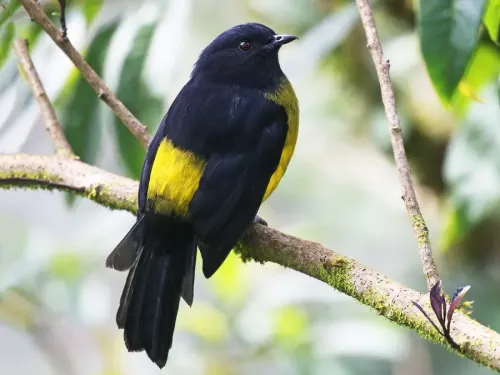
[262,78,299,201]
[147,139,207,216]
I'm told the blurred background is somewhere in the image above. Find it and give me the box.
[0,0,499,374]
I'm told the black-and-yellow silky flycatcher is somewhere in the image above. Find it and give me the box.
[106,22,299,368]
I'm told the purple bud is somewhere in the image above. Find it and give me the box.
[446,285,471,332]
[429,280,446,326]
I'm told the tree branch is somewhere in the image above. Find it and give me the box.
[0,153,499,371]
[355,0,439,290]
[18,0,151,147]
[12,38,75,158]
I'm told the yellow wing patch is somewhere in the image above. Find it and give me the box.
[263,79,299,201]
[147,138,207,216]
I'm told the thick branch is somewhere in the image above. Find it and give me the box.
[18,0,150,147]
[13,39,75,158]
[0,153,499,371]
[355,0,439,289]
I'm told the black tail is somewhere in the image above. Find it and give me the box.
[115,215,196,368]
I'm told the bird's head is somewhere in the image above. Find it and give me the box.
[191,23,297,89]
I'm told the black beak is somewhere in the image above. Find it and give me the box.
[270,34,298,47]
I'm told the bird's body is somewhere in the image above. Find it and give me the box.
[106,22,299,368]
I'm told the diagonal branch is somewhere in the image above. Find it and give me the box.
[355,0,439,290]
[0,153,499,371]
[12,38,75,158]
[18,0,151,147]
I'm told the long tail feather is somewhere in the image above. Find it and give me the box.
[116,217,196,368]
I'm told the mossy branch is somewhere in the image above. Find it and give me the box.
[1,153,500,371]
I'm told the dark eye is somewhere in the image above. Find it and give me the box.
[238,41,251,51]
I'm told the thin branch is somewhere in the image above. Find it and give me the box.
[0,154,499,371]
[12,38,75,158]
[56,0,67,39]
[354,0,439,290]
[18,0,151,147]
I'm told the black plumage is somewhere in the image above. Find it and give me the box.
[106,22,298,368]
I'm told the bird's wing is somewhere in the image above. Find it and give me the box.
[189,105,288,278]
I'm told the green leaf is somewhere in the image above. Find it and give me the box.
[81,0,103,26]
[451,43,500,113]
[0,22,14,69]
[484,0,500,43]
[114,22,163,179]
[418,0,488,102]
[18,21,43,46]
[438,204,470,252]
[59,22,118,162]
[0,0,20,29]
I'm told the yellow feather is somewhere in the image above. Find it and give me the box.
[147,79,298,216]
[263,79,299,201]
[147,139,207,216]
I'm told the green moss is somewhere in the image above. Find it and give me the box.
[411,214,430,245]
[234,239,267,265]
[85,183,137,213]
[318,256,358,297]
[0,163,138,214]
[0,167,63,189]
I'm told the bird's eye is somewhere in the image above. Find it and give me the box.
[238,41,251,52]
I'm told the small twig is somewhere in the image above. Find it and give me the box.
[13,38,75,158]
[355,0,439,290]
[18,0,151,148]
[57,0,67,39]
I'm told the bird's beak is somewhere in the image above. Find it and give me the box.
[270,34,298,47]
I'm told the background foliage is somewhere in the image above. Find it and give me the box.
[0,0,499,374]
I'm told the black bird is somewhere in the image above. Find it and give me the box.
[106,22,299,368]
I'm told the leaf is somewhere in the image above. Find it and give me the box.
[447,285,471,328]
[0,22,14,70]
[438,204,471,252]
[18,21,43,46]
[59,22,117,161]
[484,0,500,44]
[451,43,500,113]
[114,22,163,179]
[0,0,20,29]
[457,80,485,103]
[81,0,103,26]
[418,0,488,102]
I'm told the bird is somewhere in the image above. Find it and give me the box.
[105,22,299,369]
